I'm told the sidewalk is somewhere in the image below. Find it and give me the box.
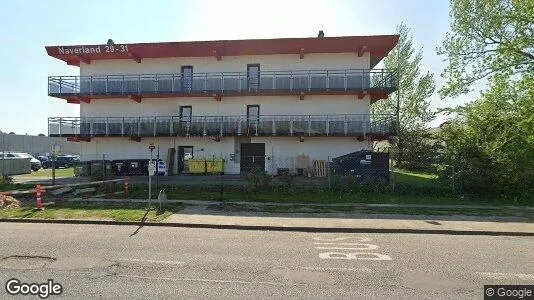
[161,204,534,235]
[3,198,533,236]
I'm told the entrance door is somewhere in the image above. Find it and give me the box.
[240,143,265,173]
[182,66,193,92]
[247,64,260,91]
[177,146,194,173]
[246,105,259,136]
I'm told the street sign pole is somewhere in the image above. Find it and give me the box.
[148,150,152,208]
[148,143,156,208]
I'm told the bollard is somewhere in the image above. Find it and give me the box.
[157,189,167,211]
[35,185,44,210]
[124,177,129,195]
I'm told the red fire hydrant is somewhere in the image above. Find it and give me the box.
[35,185,45,210]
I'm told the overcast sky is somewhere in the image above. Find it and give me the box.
[0,0,481,135]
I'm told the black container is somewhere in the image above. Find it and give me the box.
[73,161,91,177]
[90,160,113,177]
[330,150,390,182]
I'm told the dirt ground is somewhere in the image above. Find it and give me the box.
[0,194,21,209]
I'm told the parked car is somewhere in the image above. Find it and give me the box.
[42,155,80,169]
[0,152,41,171]
[37,156,50,163]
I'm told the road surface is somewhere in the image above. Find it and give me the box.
[0,223,533,299]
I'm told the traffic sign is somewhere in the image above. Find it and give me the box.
[148,144,155,151]
[148,162,156,176]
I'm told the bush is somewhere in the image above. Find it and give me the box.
[0,175,14,185]
[242,166,271,192]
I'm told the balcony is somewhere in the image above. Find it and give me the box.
[48,114,397,140]
[48,69,397,102]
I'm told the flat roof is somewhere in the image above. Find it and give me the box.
[45,35,399,67]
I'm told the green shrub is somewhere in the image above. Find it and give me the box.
[0,175,14,185]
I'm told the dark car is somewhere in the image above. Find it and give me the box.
[42,155,80,169]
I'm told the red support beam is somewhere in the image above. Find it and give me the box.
[357,45,368,57]
[212,93,222,101]
[212,50,222,61]
[130,95,142,103]
[128,52,142,63]
[77,55,91,64]
[79,96,91,104]
[66,98,80,104]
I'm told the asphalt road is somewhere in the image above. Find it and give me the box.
[0,223,533,299]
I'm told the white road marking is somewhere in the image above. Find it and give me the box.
[119,258,186,266]
[116,274,302,286]
[313,237,372,242]
[319,252,392,260]
[314,243,379,250]
[476,272,534,280]
[298,267,372,272]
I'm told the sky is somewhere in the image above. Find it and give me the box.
[0,0,481,135]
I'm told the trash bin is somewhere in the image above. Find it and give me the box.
[73,161,91,177]
[206,159,224,174]
[188,159,206,174]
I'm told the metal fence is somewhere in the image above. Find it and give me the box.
[48,68,397,96]
[48,114,397,138]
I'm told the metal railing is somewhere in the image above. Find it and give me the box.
[48,69,397,96]
[48,114,397,137]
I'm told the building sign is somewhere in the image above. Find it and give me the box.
[57,44,129,55]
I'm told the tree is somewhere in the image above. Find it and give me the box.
[439,75,534,200]
[438,0,534,98]
[436,0,534,201]
[372,23,436,169]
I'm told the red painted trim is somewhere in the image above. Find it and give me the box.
[67,137,91,142]
[45,35,399,67]
[53,89,392,104]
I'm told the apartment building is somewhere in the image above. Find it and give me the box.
[46,33,398,175]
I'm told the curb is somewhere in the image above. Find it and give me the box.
[1,218,533,236]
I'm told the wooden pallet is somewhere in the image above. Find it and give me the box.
[313,160,327,177]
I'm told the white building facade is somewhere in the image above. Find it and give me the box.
[46,35,398,175]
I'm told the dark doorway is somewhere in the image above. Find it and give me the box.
[177,146,194,173]
[240,143,265,173]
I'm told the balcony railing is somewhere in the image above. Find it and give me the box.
[48,114,397,138]
[48,69,397,97]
